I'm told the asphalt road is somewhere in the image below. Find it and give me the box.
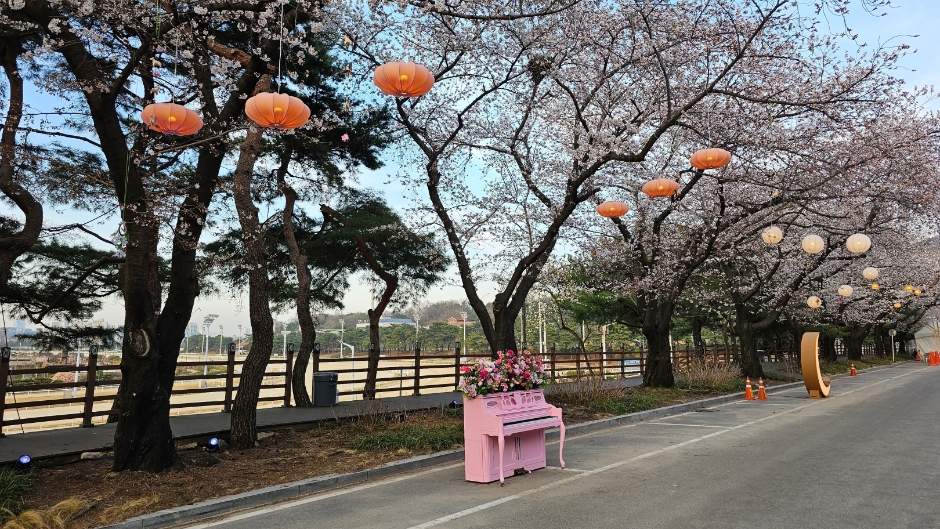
[180,363,939,529]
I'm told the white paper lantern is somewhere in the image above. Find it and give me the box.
[838,285,853,297]
[761,226,783,245]
[801,234,824,254]
[807,296,822,308]
[846,233,871,254]
[862,267,879,281]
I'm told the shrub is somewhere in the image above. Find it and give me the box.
[674,359,743,392]
[0,467,34,519]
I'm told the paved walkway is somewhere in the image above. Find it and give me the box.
[179,362,937,529]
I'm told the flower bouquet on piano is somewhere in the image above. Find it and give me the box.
[458,349,547,398]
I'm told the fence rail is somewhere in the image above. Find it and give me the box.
[1,340,879,433]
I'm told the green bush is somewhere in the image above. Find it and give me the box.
[352,425,463,452]
[0,466,34,519]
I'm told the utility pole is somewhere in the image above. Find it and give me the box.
[218,325,224,356]
[237,324,243,354]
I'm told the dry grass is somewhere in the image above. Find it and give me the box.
[1,498,90,529]
[98,496,160,526]
[674,359,743,392]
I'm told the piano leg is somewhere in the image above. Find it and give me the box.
[497,435,505,485]
[558,421,566,469]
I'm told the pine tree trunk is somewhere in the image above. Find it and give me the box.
[279,170,313,407]
[364,310,382,400]
[229,80,274,449]
[112,209,175,471]
[0,38,42,291]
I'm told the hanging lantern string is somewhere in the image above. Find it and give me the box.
[277,1,284,94]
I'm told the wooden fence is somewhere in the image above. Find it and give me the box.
[0,340,878,433]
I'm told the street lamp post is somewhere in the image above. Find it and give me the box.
[888,329,897,363]
[281,329,290,358]
[237,325,243,354]
[218,325,224,356]
[460,311,468,360]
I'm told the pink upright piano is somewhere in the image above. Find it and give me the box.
[463,389,565,484]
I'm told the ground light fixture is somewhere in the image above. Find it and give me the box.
[207,437,220,452]
[17,455,31,470]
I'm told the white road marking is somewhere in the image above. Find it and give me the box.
[545,466,587,472]
[648,422,732,429]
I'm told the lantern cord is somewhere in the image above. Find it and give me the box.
[277,1,284,93]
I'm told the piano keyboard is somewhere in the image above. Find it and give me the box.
[503,416,561,435]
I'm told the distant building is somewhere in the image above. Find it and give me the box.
[187,323,199,337]
[15,319,25,330]
[355,318,416,328]
[446,317,473,327]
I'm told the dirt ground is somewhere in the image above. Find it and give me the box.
[18,387,742,528]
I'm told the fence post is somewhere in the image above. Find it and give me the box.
[550,343,557,383]
[224,343,236,413]
[453,341,462,389]
[284,343,294,407]
[82,345,99,428]
[620,348,626,379]
[413,341,421,396]
[0,347,9,437]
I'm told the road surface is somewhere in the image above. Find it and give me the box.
[179,362,938,529]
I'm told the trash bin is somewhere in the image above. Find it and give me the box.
[313,372,338,407]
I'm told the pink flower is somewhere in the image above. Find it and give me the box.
[341,133,350,142]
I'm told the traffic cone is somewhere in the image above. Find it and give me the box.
[757,378,768,400]
[743,377,754,400]
[850,363,857,377]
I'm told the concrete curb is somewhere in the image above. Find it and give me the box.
[98,366,897,529]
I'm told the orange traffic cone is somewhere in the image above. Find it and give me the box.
[757,378,768,400]
[744,377,754,400]
[850,363,857,377]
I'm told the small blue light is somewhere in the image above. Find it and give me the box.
[208,437,219,447]
[18,455,31,465]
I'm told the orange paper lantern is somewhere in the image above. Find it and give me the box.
[690,148,731,170]
[596,201,629,218]
[373,62,435,97]
[141,103,203,136]
[642,178,679,198]
[245,93,311,130]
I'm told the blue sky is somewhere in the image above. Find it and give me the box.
[7,0,940,335]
